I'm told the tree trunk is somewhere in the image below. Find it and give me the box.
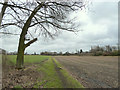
[16,37,37,69]
[16,4,43,69]
[16,34,25,69]
[16,49,24,69]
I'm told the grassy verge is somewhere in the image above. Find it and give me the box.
[53,58,84,88]
[35,57,63,88]
[35,57,84,88]
[5,55,84,88]
[7,55,50,65]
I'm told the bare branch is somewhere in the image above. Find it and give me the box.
[24,38,37,48]
[0,0,8,25]
[1,1,84,38]
[0,2,32,12]
[0,32,20,35]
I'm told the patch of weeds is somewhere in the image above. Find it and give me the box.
[14,85,22,88]
[33,80,46,88]
[36,57,63,88]
[53,58,84,88]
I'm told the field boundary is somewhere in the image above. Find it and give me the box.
[52,58,84,88]
[52,59,69,88]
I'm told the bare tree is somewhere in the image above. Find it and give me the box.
[106,45,112,52]
[0,0,85,69]
[0,0,8,26]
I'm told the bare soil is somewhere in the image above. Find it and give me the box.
[54,56,118,88]
[2,62,44,88]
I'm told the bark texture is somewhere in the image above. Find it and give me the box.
[16,4,43,69]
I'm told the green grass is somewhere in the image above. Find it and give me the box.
[35,57,84,88]
[35,57,63,88]
[53,58,84,88]
[14,85,22,88]
[7,55,50,65]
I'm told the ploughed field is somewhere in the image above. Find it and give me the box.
[54,56,118,88]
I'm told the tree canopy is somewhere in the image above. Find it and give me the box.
[0,0,85,69]
[0,0,85,38]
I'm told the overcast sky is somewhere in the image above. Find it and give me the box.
[0,0,118,54]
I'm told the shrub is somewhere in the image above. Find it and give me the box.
[102,52,112,56]
[94,51,103,56]
[111,51,118,56]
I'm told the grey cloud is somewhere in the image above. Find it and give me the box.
[0,1,118,53]
[89,2,118,22]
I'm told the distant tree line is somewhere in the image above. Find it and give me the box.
[5,45,119,56]
[40,45,119,56]
[90,45,119,56]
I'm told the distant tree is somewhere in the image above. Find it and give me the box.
[34,52,36,55]
[40,52,44,55]
[59,52,62,55]
[100,47,104,52]
[0,0,85,69]
[76,49,80,55]
[53,52,57,55]
[63,51,70,56]
[106,45,112,52]
[80,49,83,53]
[96,45,100,51]
[112,46,117,51]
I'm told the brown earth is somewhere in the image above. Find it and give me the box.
[54,56,118,88]
[2,59,48,88]
[2,64,43,88]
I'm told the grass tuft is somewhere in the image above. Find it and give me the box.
[14,85,22,88]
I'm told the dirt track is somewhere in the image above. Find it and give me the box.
[54,56,118,88]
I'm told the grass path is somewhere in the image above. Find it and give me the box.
[35,57,63,88]
[52,58,84,88]
[53,59,70,88]
[35,57,83,88]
